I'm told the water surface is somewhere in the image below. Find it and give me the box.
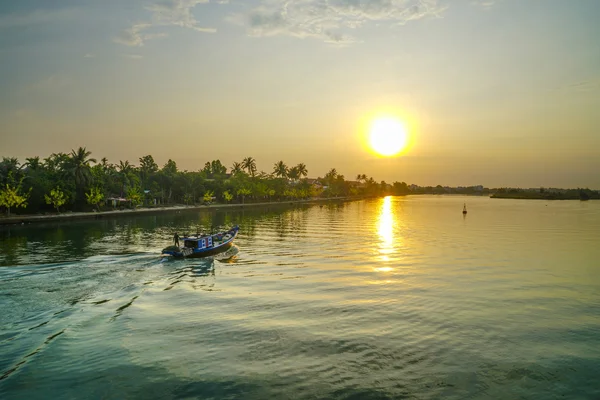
[1,196,599,399]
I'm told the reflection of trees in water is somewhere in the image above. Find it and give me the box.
[0,231,27,266]
[272,208,308,238]
[238,212,258,238]
[325,201,348,212]
[288,208,310,235]
[236,205,312,240]
[324,200,349,226]
[0,203,324,266]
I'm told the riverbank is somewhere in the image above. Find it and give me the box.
[491,191,599,200]
[0,197,351,226]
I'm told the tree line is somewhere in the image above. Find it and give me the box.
[491,187,599,200]
[0,147,409,216]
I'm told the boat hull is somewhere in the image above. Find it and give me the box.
[161,226,239,259]
[164,241,235,258]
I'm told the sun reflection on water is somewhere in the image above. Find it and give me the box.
[376,196,395,268]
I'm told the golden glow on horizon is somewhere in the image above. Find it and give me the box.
[369,117,409,157]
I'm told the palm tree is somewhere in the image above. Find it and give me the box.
[0,157,24,185]
[288,166,300,180]
[323,168,340,191]
[325,168,337,183]
[69,147,96,186]
[231,162,243,175]
[99,157,113,175]
[42,153,67,175]
[139,155,158,189]
[210,160,227,176]
[117,160,133,197]
[24,156,42,170]
[273,161,288,178]
[295,163,308,179]
[68,147,96,209]
[355,174,367,183]
[117,160,132,174]
[242,157,257,177]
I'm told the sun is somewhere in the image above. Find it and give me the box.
[369,117,409,157]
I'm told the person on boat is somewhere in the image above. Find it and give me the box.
[173,232,180,247]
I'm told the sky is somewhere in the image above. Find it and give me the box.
[1,0,599,188]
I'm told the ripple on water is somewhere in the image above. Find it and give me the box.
[1,197,600,399]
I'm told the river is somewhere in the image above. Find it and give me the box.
[1,196,599,399]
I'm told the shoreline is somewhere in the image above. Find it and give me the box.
[0,197,352,226]
[4,193,594,226]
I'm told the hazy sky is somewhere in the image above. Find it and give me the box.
[1,0,599,188]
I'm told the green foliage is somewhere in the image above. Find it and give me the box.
[242,157,257,177]
[288,166,300,180]
[324,168,338,185]
[139,155,158,189]
[236,188,251,203]
[202,160,227,178]
[283,188,298,199]
[126,185,143,207]
[162,159,178,175]
[0,173,31,216]
[490,188,599,200]
[3,149,509,215]
[139,155,158,174]
[0,157,23,186]
[69,147,96,188]
[183,193,194,205]
[392,181,409,195]
[211,160,227,176]
[45,187,68,213]
[231,162,243,175]
[203,190,215,203]
[273,161,288,178]
[85,187,104,210]
[295,163,308,179]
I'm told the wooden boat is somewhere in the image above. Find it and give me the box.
[161,225,240,258]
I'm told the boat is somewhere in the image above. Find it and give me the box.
[462,203,467,214]
[161,225,240,258]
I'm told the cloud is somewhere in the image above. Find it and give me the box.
[568,80,600,92]
[114,23,152,46]
[147,0,216,32]
[84,53,96,58]
[228,0,447,44]
[115,0,217,46]
[550,78,600,94]
[124,54,144,60]
[471,0,496,8]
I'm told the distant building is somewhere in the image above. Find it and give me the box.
[306,178,324,188]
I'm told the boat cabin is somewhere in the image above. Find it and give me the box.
[183,236,214,249]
